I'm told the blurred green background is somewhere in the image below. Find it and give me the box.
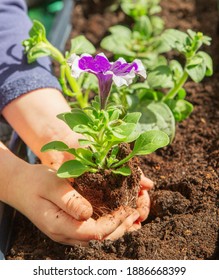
[26,0,64,33]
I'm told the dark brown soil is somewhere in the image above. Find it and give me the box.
[6,0,219,260]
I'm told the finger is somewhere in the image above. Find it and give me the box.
[139,168,154,190]
[76,207,139,241]
[34,201,140,245]
[44,178,93,221]
[26,199,71,242]
[127,221,141,232]
[140,175,154,189]
[136,189,151,222]
[33,199,93,245]
[103,209,140,241]
[43,206,138,243]
[85,207,139,241]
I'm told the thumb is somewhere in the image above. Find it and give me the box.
[47,179,93,221]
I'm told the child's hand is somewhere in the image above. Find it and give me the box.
[4,162,140,245]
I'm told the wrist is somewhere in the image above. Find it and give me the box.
[2,88,80,162]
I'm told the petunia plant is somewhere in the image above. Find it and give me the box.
[41,53,169,178]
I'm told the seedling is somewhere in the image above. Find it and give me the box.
[41,53,169,178]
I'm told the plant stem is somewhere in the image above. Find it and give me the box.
[65,65,89,108]
[98,142,113,169]
[59,65,75,97]
[46,41,65,63]
[112,153,133,168]
[45,41,88,108]
[162,71,189,101]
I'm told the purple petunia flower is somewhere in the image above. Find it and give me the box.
[68,52,146,109]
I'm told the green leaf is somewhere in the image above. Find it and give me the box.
[169,60,184,82]
[150,5,162,15]
[186,62,206,82]
[120,0,161,19]
[109,109,121,121]
[73,124,97,135]
[75,148,95,166]
[57,109,91,129]
[187,29,196,39]
[110,123,137,140]
[133,16,152,38]
[110,146,119,158]
[57,160,90,178]
[29,20,46,39]
[26,43,51,63]
[100,36,135,57]
[198,51,213,77]
[100,26,135,57]
[81,73,98,91]
[177,88,187,100]
[112,166,131,176]
[123,112,142,124]
[132,130,169,156]
[22,20,49,62]
[109,25,132,38]
[125,127,141,143]
[166,99,193,122]
[131,101,176,142]
[161,29,188,52]
[40,141,77,157]
[41,141,69,152]
[78,139,95,146]
[150,16,164,35]
[106,146,120,167]
[70,35,96,55]
[186,56,203,67]
[185,42,213,82]
[147,65,174,89]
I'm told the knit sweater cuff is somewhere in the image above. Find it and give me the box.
[0,71,62,112]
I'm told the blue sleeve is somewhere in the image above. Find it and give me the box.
[0,0,62,113]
